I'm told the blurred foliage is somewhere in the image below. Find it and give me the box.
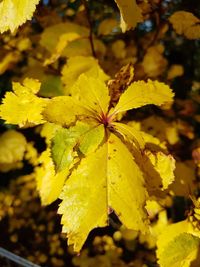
[0,0,200,266]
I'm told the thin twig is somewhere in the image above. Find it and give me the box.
[82,0,96,58]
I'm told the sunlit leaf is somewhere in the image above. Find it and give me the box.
[42,96,90,127]
[35,148,69,205]
[62,56,109,93]
[51,122,105,172]
[112,79,174,114]
[0,78,48,127]
[70,74,110,115]
[58,144,108,251]
[58,134,149,251]
[0,0,40,33]
[112,122,145,149]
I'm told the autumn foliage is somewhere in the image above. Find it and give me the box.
[0,0,200,266]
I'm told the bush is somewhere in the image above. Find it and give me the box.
[0,0,200,266]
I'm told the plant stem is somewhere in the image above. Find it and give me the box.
[82,0,96,58]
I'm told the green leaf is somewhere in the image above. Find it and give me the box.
[51,128,78,173]
[79,124,105,155]
[160,233,200,267]
[39,75,64,97]
[51,122,105,172]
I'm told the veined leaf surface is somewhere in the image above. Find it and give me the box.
[58,133,148,251]
[112,80,174,114]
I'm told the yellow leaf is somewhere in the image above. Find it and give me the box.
[141,131,167,150]
[16,37,32,52]
[143,151,175,190]
[58,134,149,251]
[61,56,109,93]
[35,148,69,205]
[23,77,41,94]
[0,0,40,33]
[0,130,26,164]
[157,221,200,267]
[114,0,143,32]
[70,74,110,115]
[42,96,90,127]
[108,134,149,233]
[145,199,163,219]
[112,79,174,114]
[0,78,48,127]
[112,122,145,149]
[169,11,200,40]
[58,144,108,251]
[44,33,81,65]
[139,210,168,249]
